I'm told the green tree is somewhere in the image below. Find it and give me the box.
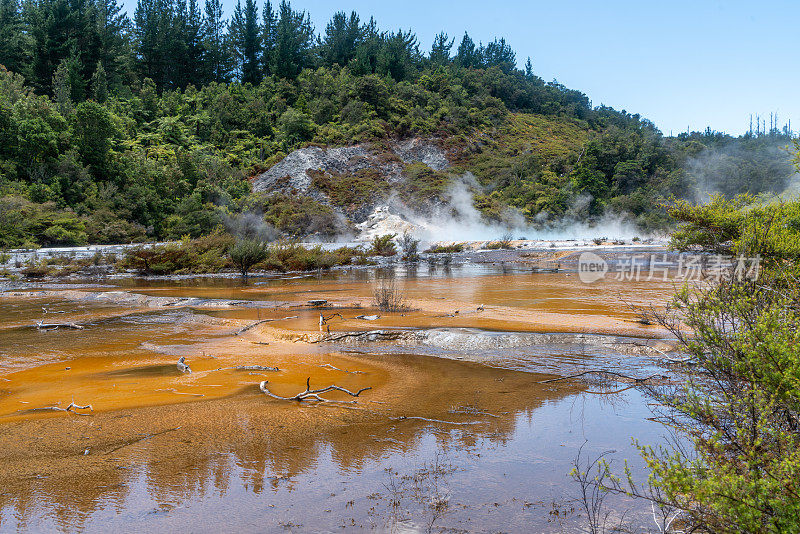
[269,0,313,79]
[455,32,480,68]
[135,0,177,89]
[202,0,232,82]
[229,0,261,84]
[90,60,108,102]
[228,237,268,277]
[72,100,116,174]
[0,0,30,76]
[429,31,453,65]
[318,10,361,67]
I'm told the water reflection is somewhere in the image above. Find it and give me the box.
[0,385,662,533]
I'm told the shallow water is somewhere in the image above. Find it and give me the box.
[0,266,680,532]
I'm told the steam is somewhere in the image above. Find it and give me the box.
[224,212,279,241]
[359,173,643,243]
[686,141,796,202]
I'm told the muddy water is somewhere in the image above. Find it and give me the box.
[0,265,680,532]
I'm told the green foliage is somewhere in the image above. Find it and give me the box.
[636,195,800,532]
[426,243,464,253]
[261,240,366,271]
[369,233,396,256]
[119,231,233,274]
[0,1,795,247]
[309,168,389,214]
[228,236,268,276]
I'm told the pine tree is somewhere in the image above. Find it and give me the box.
[52,52,83,113]
[350,16,380,75]
[135,0,177,90]
[230,0,261,85]
[524,56,533,78]
[455,32,480,68]
[202,0,231,83]
[270,0,313,79]
[89,0,131,91]
[429,31,453,65]
[261,0,276,75]
[175,0,204,87]
[0,0,30,76]
[319,10,361,68]
[377,29,418,81]
[483,38,515,72]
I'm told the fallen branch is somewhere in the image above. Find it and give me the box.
[309,330,405,343]
[319,363,364,374]
[537,370,665,384]
[35,320,84,330]
[223,365,279,372]
[104,426,182,455]
[24,397,94,416]
[66,400,93,413]
[235,316,299,335]
[177,356,191,373]
[259,377,371,403]
[390,416,483,426]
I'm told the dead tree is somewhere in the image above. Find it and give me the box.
[259,377,370,403]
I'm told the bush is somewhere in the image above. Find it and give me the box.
[370,234,397,256]
[426,243,464,253]
[399,232,419,261]
[229,238,269,277]
[485,232,514,249]
[261,241,367,272]
[372,278,407,311]
[119,231,233,274]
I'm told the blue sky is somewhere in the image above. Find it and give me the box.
[120,0,798,136]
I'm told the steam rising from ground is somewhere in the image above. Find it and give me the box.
[687,140,796,202]
[360,173,642,243]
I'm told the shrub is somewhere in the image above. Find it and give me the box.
[399,232,419,261]
[229,238,269,277]
[485,232,514,249]
[426,243,464,253]
[372,278,407,311]
[370,234,397,256]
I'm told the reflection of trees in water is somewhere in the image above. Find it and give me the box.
[0,362,580,528]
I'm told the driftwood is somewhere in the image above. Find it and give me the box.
[27,398,94,416]
[66,400,93,413]
[319,363,364,374]
[537,370,665,384]
[355,315,380,321]
[259,377,370,403]
[224,365,279,372]
[235,316,299,335]
[36,320,84,330]
[103,426,182,455]
[309,330,404,343]
[391,416,482,426]
[177,356,191,373]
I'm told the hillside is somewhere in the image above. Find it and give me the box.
[0,0,796,247]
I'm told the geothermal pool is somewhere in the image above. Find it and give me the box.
[0,264,681,532]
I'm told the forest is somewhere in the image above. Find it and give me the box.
[0,0,796,247]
